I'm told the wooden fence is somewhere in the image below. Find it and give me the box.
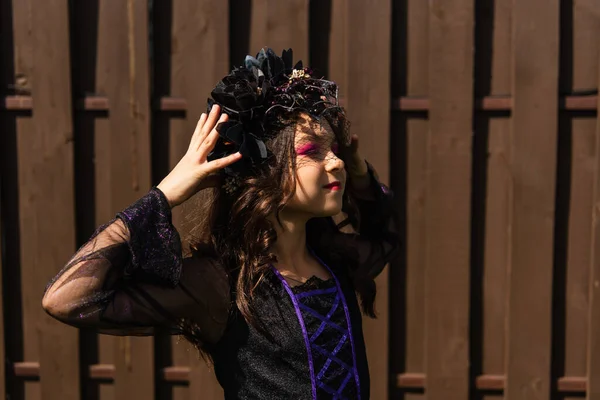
[1,0,600,399]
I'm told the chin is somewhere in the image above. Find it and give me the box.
[288,194,344,218]
[314,203,343,217]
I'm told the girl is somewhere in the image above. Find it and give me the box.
[43,48,398,399]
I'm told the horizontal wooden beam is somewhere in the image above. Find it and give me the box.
[475,374,505,390]
[12,361,39,378]
[1,95,33,110]
[12,362,193,384]
[156,96,188,111]
[395,373,587,393]
[392,95,598,112]
[162,366,190,382]
[8,362,592,392]
[562,95,598,111]
[393,97,430,112]
[89,364,115,380]
[396,372,424,389]
[0,95,110,111]
[154,94,598,113]
[478,97,512,111]
[76,96,109,111]
[395,373,505,391]
[2,95,596,112]
[557,376,587,392]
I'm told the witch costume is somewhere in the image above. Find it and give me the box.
[43,49,399,400]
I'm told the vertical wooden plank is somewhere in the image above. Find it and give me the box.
[328,0,348,93]
[587,35,600,400]
[404,1,429,392]
[477,1,512,396]
[4,0,32,398]
[249,0,309,63]
[95,0,118,393]
[389,1,429,399]
[345,0,391,398]
[505,0,559,399]
[0,0,10,369]
[93,1,153,399]
[168,1,229,399]
[0,191,5,400]
[24,0,80,399]
[68,2,111,399]
[424,1,473,399]
[115,1,153,399]
[563,0,600,386]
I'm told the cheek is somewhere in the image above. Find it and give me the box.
[295,164,323,187]
[290,166,326,204]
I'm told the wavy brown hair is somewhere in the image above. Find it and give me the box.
[181,108,377,348]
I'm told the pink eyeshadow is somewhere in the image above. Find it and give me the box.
[296,143,318,155]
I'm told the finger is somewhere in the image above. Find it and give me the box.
[198,113,228,154]
[199,112,208,128]
[350,134,359,153]
[342,134,357,149]
[194,106,222,150]
[190,113,208,148]
[206,152,242,172]
[203,104,222,135]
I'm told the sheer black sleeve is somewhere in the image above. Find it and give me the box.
[42,188,231,345]
[312,161,399,279]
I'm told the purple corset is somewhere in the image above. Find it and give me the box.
[273,259,361,400]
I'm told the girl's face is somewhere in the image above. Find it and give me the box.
[284,116,346,218]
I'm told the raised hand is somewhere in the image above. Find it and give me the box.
[343,134,370,191]
[157,105,242,208]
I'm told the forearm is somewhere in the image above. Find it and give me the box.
[42,216,132,316]
[348,159,375,200]
[43,187,184,324]
[350,161,399,266]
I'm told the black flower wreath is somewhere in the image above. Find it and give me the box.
[207,48,341,185]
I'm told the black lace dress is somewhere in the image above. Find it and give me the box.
[43,165,398,400]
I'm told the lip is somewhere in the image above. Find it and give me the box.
[323,181,342,190]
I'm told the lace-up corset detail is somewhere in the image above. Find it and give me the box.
[273,267,361,400]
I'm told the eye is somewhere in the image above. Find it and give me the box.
[331,143,340,154]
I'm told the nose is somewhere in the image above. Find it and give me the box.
[325,151,345,172]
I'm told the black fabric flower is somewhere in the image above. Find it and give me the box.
[207,118,268,176]
[207,47,342,178]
